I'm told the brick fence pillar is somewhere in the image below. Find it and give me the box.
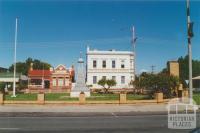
[0,93,4,105]
[155,93,163,103]
[183,90,189,97]
[79,92,85,104]
[120,93,127,104]
[37,93,45,105]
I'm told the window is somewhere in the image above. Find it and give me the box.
[93,76,97,84]
[121,76,125,84]
[102,76,106,80]
[121,60,125,68]
[112,76,116,81]
[102,60,106,68]
[130,60,133,68]
[112,60,115,68]
[65,79,69,86]
[58,78,64,86]
[52,79,57,86]
[93,60,97,68]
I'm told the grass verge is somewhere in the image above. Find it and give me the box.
[45,93,78,101]
[5,94,37,101]
[193,93,200,105]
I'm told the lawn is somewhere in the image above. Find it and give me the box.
[45,93,78,101]
[86,93,119,101]
[4,93,150,101]
[5,94,37,101]
[127,94,150,100]
[193,93,200,105]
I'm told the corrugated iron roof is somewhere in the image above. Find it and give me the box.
[0,72,21,78]
[28,70,51,76]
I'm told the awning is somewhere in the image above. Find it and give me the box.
[193,76,200,80]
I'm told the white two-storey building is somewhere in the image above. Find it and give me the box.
[86,46,135,89]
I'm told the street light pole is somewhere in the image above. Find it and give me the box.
[186,0,193,104]
[12,18,18,97]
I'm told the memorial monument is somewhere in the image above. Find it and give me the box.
[70,53,90,97]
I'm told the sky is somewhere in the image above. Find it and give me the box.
[0,0,200,74]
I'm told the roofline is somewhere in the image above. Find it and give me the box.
[87,51,134,55]
[55,64,67,70]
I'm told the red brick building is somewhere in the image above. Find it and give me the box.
[28,64,75,92]
[28,70,51,89]
[51,64,71,89]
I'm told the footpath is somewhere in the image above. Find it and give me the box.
[0,104,169,113]
[0,104,199,117]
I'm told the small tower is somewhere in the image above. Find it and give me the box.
[167,61,179,77]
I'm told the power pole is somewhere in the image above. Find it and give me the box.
[187,0,194,104]
[151,65,156,74]
[12,18,18,97]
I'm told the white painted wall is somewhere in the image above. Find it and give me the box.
[86,47,135,89]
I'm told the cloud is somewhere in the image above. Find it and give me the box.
[139,69,149,73]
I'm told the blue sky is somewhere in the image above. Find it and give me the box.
[0,0,200,74]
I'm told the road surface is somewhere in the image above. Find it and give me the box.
[0,112,199,133]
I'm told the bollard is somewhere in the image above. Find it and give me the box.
[120,93,127,104]
[0,93,4,105]
[155,92,163,103]
[37,93,45,105]
[79,92,85,104]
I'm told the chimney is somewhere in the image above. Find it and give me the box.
[50,67,54,72]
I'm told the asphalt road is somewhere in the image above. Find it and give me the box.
[0,113,199,133]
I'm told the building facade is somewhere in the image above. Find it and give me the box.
[28,69,52,89]
[86,47,135,89]
[51,64,72,89]
[28,64,75,91]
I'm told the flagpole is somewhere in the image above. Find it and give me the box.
[132,26,137,83]
[12,18,18,97]
[187,0,193,104]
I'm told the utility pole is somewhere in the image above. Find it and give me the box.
[187,0,194,104]
[12,18,18,97]
[150,65,156,74]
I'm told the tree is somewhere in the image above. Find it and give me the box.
[136,73,179,98]
[8,58,51,75]
[178,55,200,88]
[0,67,8,73]
[129,76,141,94]
[0,82,6,94]
[98,79,116,93]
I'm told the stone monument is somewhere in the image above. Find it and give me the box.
[70,53,90,97]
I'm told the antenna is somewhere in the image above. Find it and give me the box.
[80,51,82,58]
[150,65,156,74]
